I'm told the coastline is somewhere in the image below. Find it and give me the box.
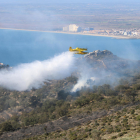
[0,27,139,39]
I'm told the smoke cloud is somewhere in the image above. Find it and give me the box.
[0,50,138,92]
[71,51,139,92]
[0,52,75,91]
[71,68,118,92]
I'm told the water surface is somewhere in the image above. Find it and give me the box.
[0,29,140,66]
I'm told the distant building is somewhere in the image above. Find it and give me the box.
[69,24,79,32]
[63,24,80,32]
[124,32,127,36]
[63,26,69,32]
[127,31,132,36]
[84,27,94,31]
[119,31,124,34]
[132,32,138,36]
[89,27,94,31]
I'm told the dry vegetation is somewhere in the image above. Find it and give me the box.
[22,104,140,140]
[1,73,140,139]
[1,52,140,139]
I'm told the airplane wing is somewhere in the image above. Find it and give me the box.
[69,46,88,54]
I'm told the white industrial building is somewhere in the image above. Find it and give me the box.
[63,24,79,32]
[69,24,79,32]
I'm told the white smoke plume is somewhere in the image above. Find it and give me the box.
[0,52,75,91]
[71,58,93,92]
[71,57,121,92]
[71,76,89,92]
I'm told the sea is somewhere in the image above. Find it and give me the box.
[0,29,140,66]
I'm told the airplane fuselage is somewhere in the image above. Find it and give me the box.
[69,46,88,55]
[69,47,87,52]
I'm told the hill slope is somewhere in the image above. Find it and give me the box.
[0,50,140,139]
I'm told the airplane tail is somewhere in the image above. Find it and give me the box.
[69,46,72,51]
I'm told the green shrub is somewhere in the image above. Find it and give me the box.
[107,126,114,134]
[122,108,127,112]
[57,90,68,100]
[0,121,15,132]
[122,118,128,123]
[131,109,135,114]
[50,114,56,120]
[74,96,91,107]
[29,96,40,108]
[101,117,108,123]
[111,135,117,139]
[91,129,101,140]
[137,122,140,126]
[115,85,129,91]
[136,115,140,121]
[94,120,99,126]
[107,97,119,106]
[133,84,140,90]
[135,105,140,109]
[83,134,88,138]
[85,127,92,132]
[114,126,121,132]
[115,118,119,122]
[69,131,77,140]
[89,93,103,101]
[118,131,127,137]
[137,127,140,133]
[23,115,40,126]
[125,126,130,130]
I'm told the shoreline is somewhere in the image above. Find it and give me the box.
[0,27,139,39]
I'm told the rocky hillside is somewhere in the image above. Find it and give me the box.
[0,102,139,140]
[0,50,140,140]
[85,50,140,69]
[77,50,140,79]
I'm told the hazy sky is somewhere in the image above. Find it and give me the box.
[0,0,139,4]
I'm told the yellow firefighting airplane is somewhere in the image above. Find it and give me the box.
[69,46,88,55]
